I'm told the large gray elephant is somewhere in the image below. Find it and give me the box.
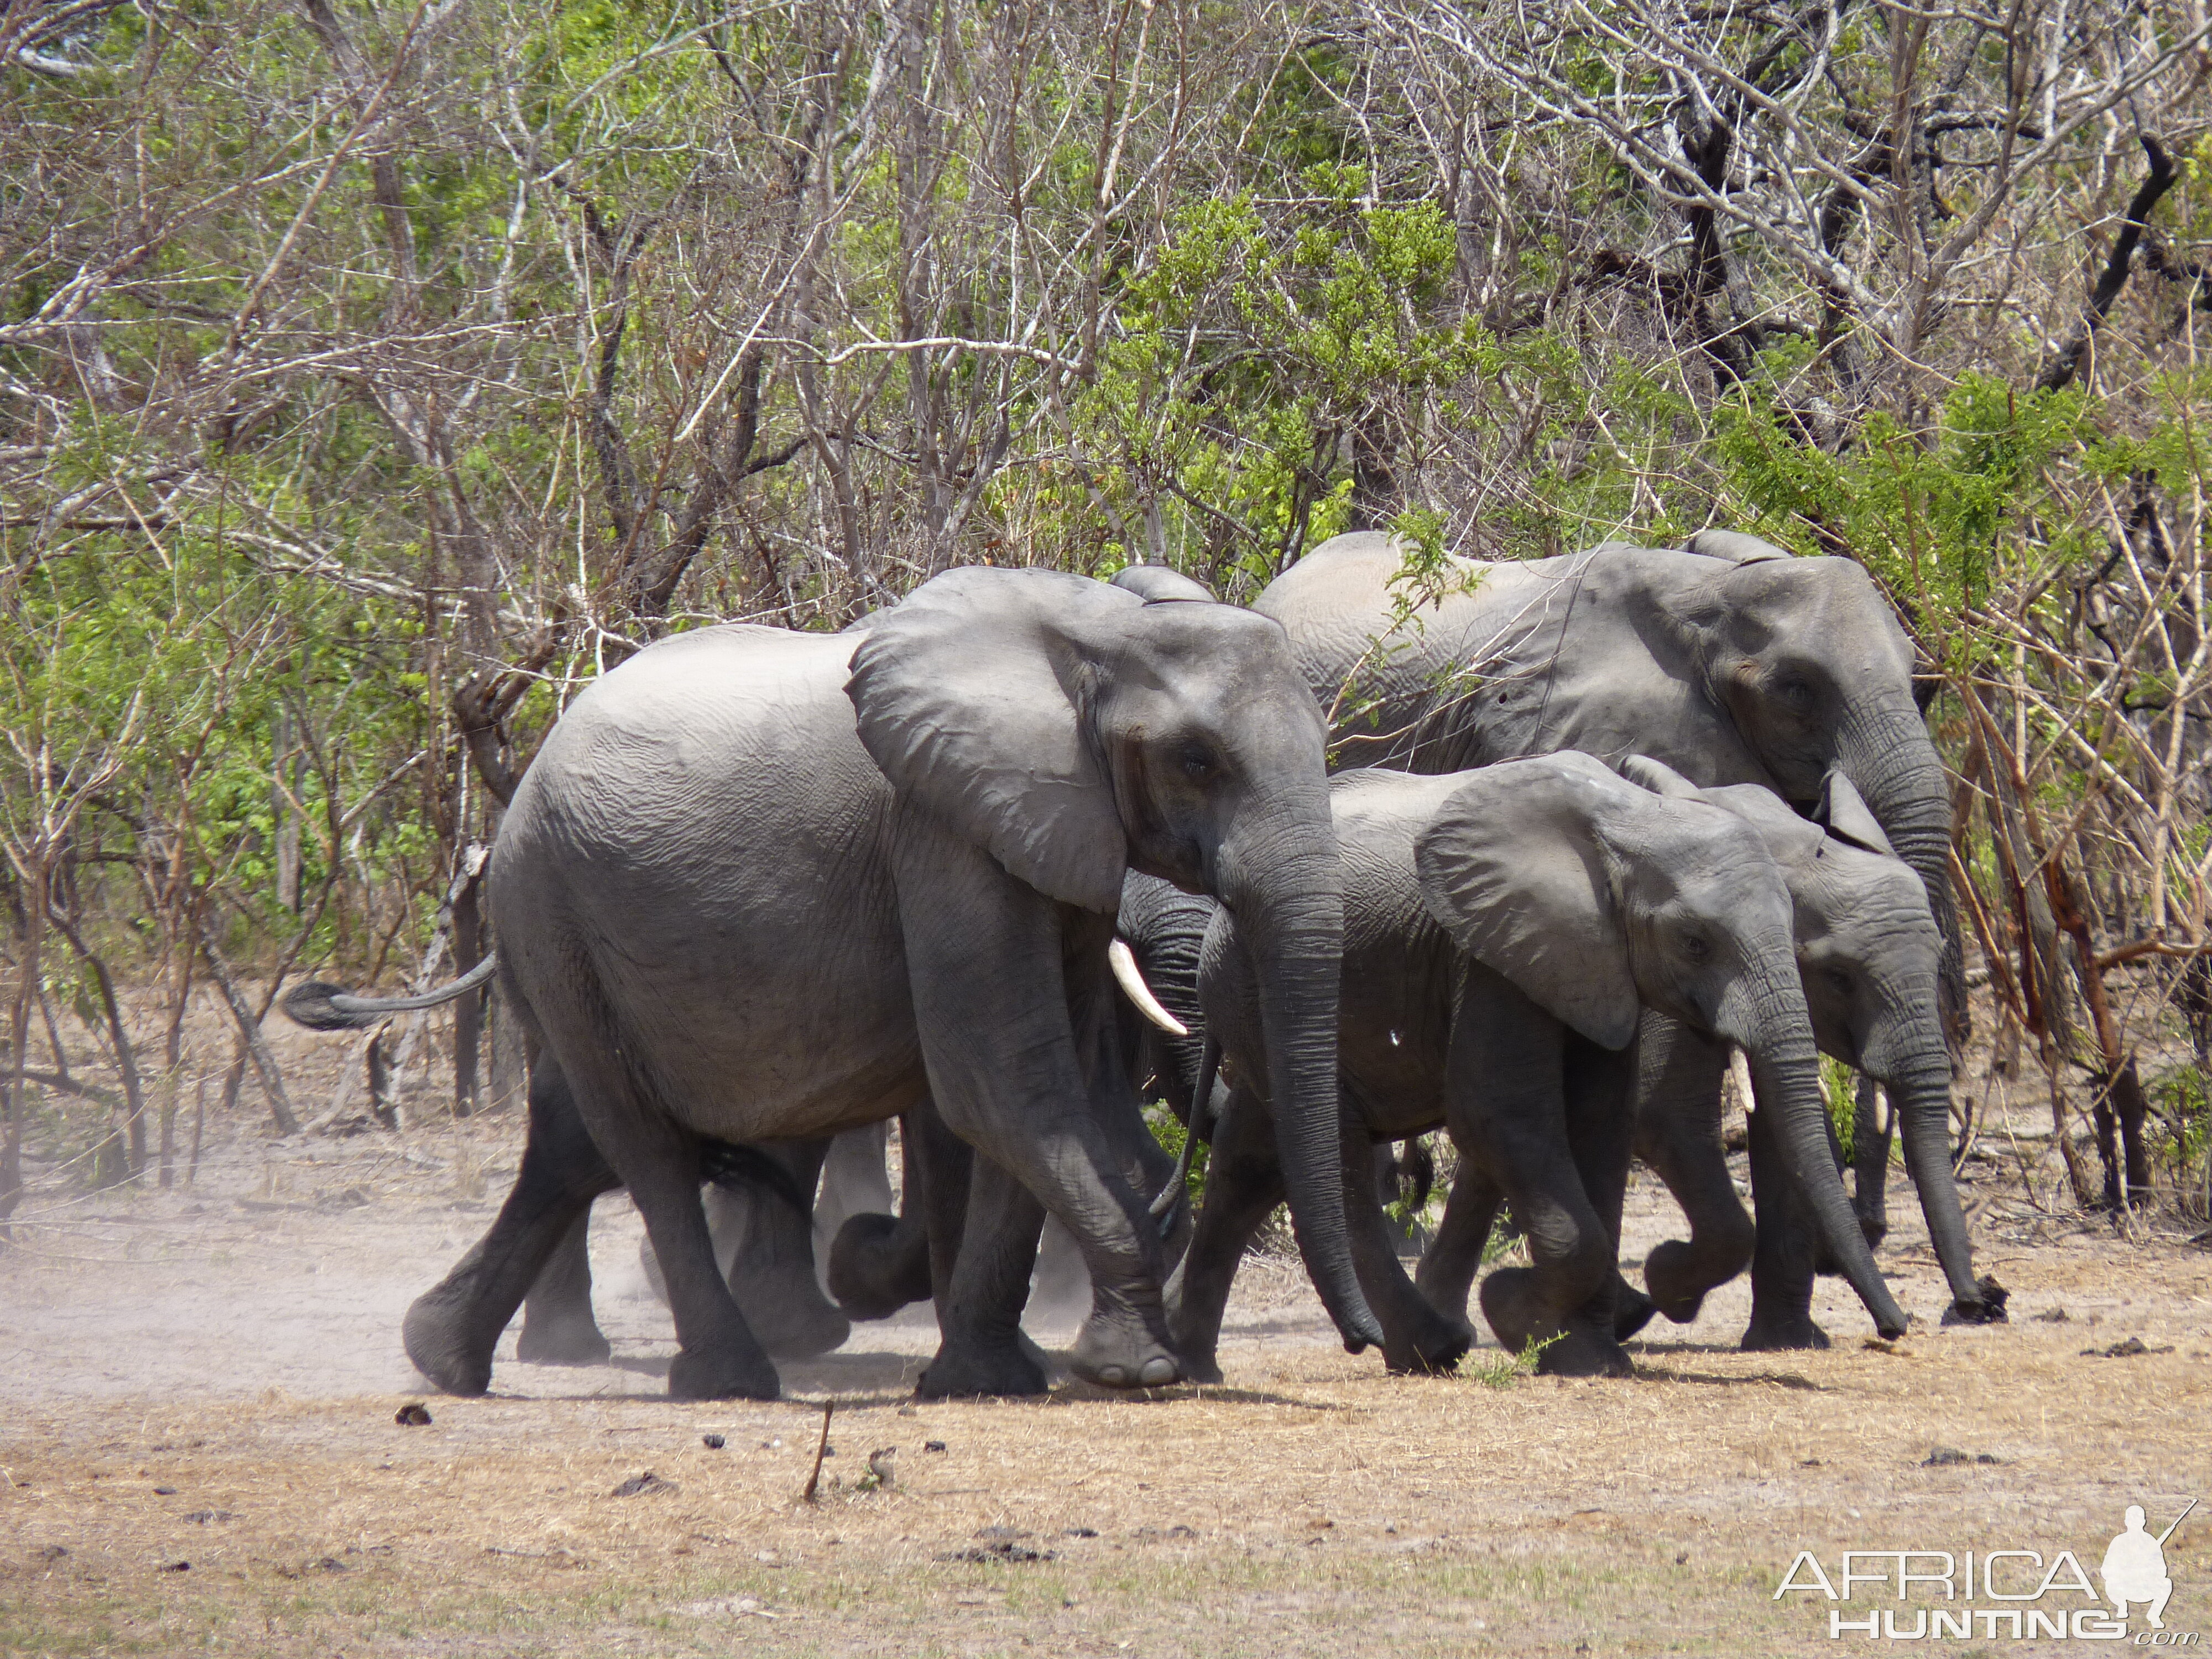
[379,566,1379,1401]
[1168,755,1908,1380]
[1414,761,1995,1352]
[1253,530,1997,1326]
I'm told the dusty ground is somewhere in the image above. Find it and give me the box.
[3,1029,2211,1656]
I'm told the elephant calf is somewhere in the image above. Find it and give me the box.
[1413,759,1999,1352]
[1167,753,1908,1380]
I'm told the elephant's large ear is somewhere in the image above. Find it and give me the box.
[1620,753,1704,800]
[1686,528,1790,565]
[847,567,1134,913]
[1814,769,1896,856]
[1110,565,1217,604]
[1414,753,1641,1049]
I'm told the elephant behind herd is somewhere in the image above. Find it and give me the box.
[286,526,2002,1402]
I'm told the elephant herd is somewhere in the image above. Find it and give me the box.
[288,526,2004,1402]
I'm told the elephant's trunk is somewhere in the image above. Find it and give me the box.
[1884,1041,1995,1318]
[1728,953,1910,1339]
[1837,705,1965,1035]
[1221,831,1383,1354]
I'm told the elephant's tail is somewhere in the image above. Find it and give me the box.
[280,953,502,1030]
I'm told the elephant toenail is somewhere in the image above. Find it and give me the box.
[1095,1365,1129,1386]
[1139,1356,1177,1386]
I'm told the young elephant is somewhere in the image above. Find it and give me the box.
[1169,754,1907,1380]
[1417,761,1999,1350]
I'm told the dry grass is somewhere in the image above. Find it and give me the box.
[4,977,2211,1655]
[5,1087,2211,1657]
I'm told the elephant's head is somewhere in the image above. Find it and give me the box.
[1670,533,1964,1045]
[1623,755,1996,1323]
[846,566,1380,1353]
[1413,751,1909,1339]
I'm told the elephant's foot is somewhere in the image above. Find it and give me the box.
[826,1212,932,1321]
[667,1342,780,1401]
[1740,1308,1831,1352]
[1612,1279,1659,1342]
[915,1333,1048,1400]
[1640,1240,1716,1325]
[514,1308,613,1367]
[1069,1310,1181,1390]
[1940,1277,2010,1326]
[1381,1307,1475,1375]
[402,1285,497,1397]
[1479,1267,1632,1379]
[731,1269,852,1360]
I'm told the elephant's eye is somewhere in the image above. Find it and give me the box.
[1179,747,1214,780]
[1777,676,1816,714]
[1827,968,1855,997]
[1678,930,1712,963]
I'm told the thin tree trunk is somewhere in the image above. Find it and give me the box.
[197,924,298,1134]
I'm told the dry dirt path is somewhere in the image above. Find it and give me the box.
[2,1108,2209,1656]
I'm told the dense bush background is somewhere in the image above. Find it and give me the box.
[4,0,2209,1224]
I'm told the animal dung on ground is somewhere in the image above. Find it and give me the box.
[937,1529,1055,1564]
[394,1402,432,1426]
[701,1434,726,1450]
[159,1559,190,1573]
[924,1439,947,1453]
[2032,1307,2070,1323]
[2081,1335,2174,1358]
[1922,1447,2001,1467]
[152,1486,176,1495]
[612,1472,679,1498]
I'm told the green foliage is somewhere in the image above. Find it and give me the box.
[1143,1100,1209,1209]
[1819,1055,1858,1163]
[1465,1332,1561,1389]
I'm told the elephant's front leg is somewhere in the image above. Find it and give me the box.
[1451,977,1632,1379]
[1163,1081,1285,1384]
[895,816,1180,1392]
[1340,1107,1472,1374]
[1739,1104,1831,1352]
[1627,1016,1752,1329]
[1412,1158,1502,1328]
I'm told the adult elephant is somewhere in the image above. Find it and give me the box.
[387,566,1378,1400]
[1254,529,1997,1325]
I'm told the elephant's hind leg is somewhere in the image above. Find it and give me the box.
[405,1059,617,1394]
[544,1001,780,1400]
[515,1208,613,1366]
[711,1142,852,1360]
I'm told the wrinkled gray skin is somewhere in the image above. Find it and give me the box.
[1415,761,1994,1353]
[399,566,1379,1401]
[1168,757,1908,1381]
[810,875,1220,1329]
[1255,529,1985,1318]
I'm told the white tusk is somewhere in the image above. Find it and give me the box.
[1109,938,1190,1037]
[1729,1048,1756,1111]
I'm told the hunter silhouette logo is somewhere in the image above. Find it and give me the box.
[1774,1498,2199,1642]
[2105,1501,2193,1630]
